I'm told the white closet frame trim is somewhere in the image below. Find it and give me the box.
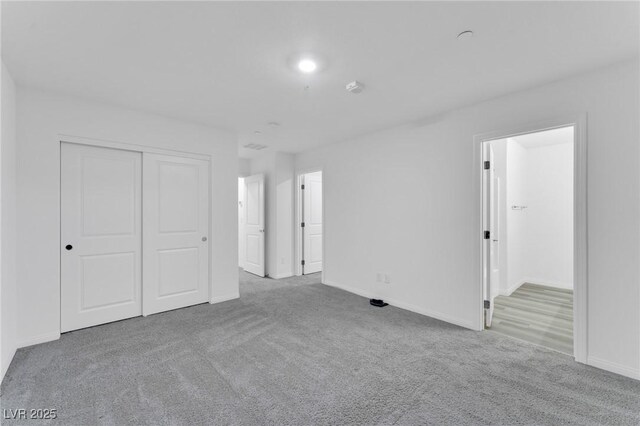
[59,134,210,161]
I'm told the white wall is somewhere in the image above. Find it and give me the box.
[238,158,251,177]
[275,153,294,278]
[523,141,573,288]
[249,152,294,279]
[295,59,640,379]
[497,136,574,294]
[249,154,276,276]
[16,88,239,347]
[1,61,18,382]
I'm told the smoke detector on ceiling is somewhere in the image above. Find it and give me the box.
[346,80,365,94]
[243,143,268,151]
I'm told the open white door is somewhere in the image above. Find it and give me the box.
[243,174,265,277]
[61,143,142,332]
[302,171,323,274]
[490,161,500,300]
[143,153,210,315]
[483,144,496,327]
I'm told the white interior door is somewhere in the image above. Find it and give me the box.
[243,174,265,277]
[61,143,142,332]
[302,171,323,274]
[490,167,500,300]
[483,144,496,327]
[143,153,210,315]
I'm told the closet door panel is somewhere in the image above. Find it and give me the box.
[143,154,210,315]
[61,143,142,332]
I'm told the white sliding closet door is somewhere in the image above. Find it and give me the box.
[61,143,142,332]
[143,153,210,315]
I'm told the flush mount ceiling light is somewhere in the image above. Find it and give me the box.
[297,58,317,73]
[457,30,474,40]
[288,53,325,75]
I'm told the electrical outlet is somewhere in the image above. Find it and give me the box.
[384,274,391,284]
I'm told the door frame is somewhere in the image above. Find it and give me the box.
[294,167,324,280]
[473,114,587,364]
[59,135,213,328]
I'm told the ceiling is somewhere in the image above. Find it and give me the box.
[513,126,574,149]
[2,2,638,159]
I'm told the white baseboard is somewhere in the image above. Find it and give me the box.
[323,280,479,331]
[499,278,573,297]
[1,346,17,384]
[500,280,525,296]
[18,331,60,349]
[385,296,479,330]
[587,356,640,380]
[524,277,573,290]
[210,293,240,304]
[324,280,375,299]
[272,271,293,279]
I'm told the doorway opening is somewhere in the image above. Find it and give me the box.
[296,170,323,276]
[479,121,586,360]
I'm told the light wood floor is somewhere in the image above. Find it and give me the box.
[489,283,573,355]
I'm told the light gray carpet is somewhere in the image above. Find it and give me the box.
[491,283,574,355]
[1,270,639,425]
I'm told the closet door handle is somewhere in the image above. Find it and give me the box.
[202,237,207,242]
[65,244,73,251]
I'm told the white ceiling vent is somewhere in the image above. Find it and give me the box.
[346,80,365,94]
[243,143,268,151]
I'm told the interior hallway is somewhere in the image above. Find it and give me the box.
[0,272,637,425]
[490,283,573,355]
